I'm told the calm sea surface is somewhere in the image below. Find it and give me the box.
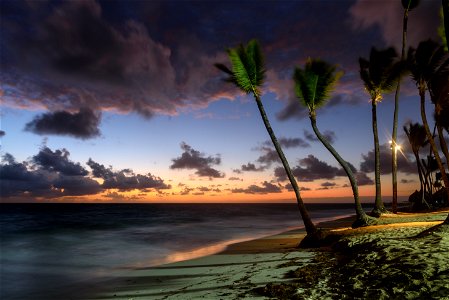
[0,203,359,299]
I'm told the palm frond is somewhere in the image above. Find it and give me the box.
[359,47,400,102]
[294,58,341,112]
[293,67,313,110]
[216,40,265,96]
[228,46,253,94]
[214,63,233,75]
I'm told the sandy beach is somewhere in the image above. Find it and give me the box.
[86,209,449,299]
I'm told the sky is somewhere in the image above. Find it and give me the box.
[0,0,444,203]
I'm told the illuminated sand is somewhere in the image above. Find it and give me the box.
[90,210,449,299]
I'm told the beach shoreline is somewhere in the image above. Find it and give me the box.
[86,209,449,299]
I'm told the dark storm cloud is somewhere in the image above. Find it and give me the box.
[236,137,308,173]
[0,152,101,198]
[274,155,343,182]
[284,183,311,192]
[170,142,225,178]
[263,137,310,149]
[256,148,280,165]
[228,176,243,181]
[24,108,101,139]
[360,143,416,175]
[1,147,170,200]
[0,153,54,198]
[304,130,337,144]
[232,181,282,194]
[1,0,235,117]
[87,159,170,191]
[350,0,441,49]
[241,163,265,172]
[4,0,438,121]
[317,181,337,190]
[33,147,88,176]
[356,172,374,186]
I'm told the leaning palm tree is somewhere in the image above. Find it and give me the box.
[359,47,403,217]
[429,63,449,167]
[391,0,420,213]
[293,58,376,228]
[408,39,449,200]
[215,40,319,241]
[404,122,430,208]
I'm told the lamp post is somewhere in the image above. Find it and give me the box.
[390,140,401,213]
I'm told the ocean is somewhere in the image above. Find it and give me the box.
[0,203,359,299]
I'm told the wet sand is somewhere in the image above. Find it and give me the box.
[88,210,449,299]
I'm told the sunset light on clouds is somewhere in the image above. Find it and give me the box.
[0,0,442,203]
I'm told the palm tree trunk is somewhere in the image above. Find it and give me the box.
[437,124,449,171]
[419,90,449,202]
[372,101,386,216]
[391,6,411,214]
[414,151,430,208]
[443,0,449,48]
[310,115,375,227]
[254,95,317,235]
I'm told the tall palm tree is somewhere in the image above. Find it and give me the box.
[293,58,376,228]
[391,0,420,213]
[429,62,449,167]
[443,0,449,50]
[359,47,403,217]
[404,122,430,208]
[215,40,318,237]
[408,39,449,201]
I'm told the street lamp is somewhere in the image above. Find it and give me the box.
[389,140,401,213]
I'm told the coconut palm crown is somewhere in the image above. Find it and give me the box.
[215,39,265,96]
[293,58,343,117]
[359,47,404,104]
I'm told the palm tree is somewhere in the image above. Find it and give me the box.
[215,40,319,239]
[391,0,420,213]
[442,0,449,50]
[429,63,449,167]
[293,58,376,228]
[359,47,403,217]
[408,39,449,202]
[404,122,430,208]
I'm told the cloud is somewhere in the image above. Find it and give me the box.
[33,147,88,176]
[0,151,102,198]
[0,131,5,137]
[24,108,101,139]
[87,159,170,191]
[231,181,282,194]
[304,129,337,144]
[1,0,234,118]
[284,183,311,192]
[349,0,440,49]
[401,178,415,184]
[0,147,171,200]
[274,154,343,182]
[317,181,337,190]
[0,153,54,198]
[228,176,243,181]
[359,143,416,175]
[170,142,225,178]
[240,163,266,172]
[263,137,310,149]
[356,172,374,186]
